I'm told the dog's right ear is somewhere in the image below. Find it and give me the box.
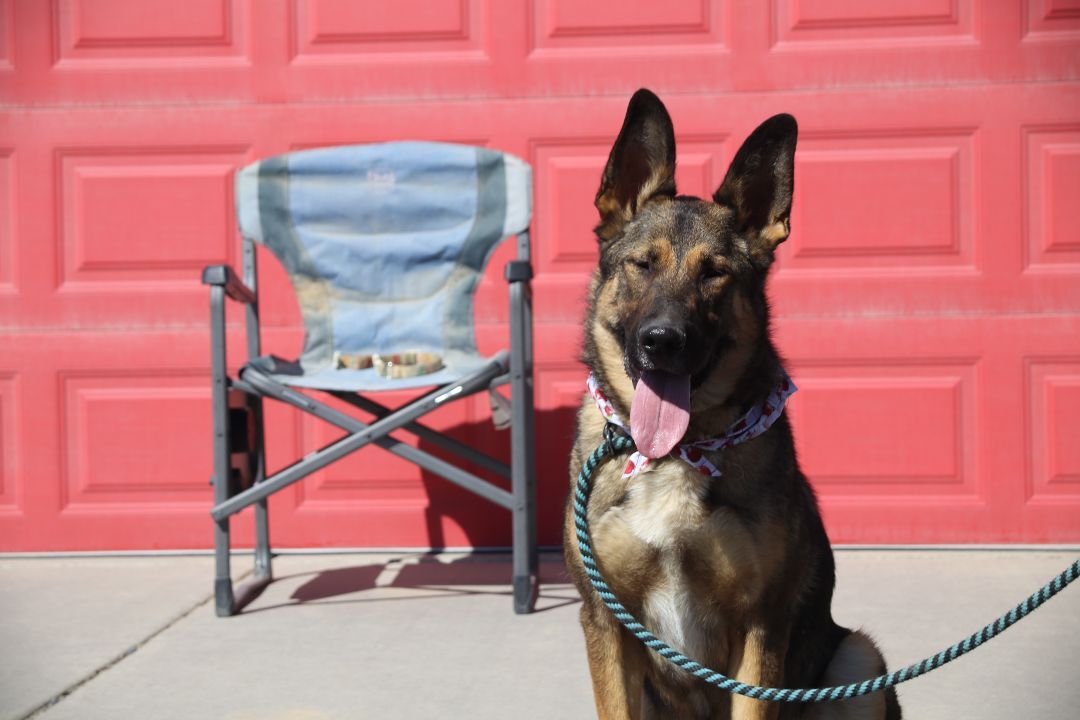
[594,89,677,244]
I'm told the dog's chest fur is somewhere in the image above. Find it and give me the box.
[591,455,771,679]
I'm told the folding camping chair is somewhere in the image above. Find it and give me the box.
[202,142,538,616]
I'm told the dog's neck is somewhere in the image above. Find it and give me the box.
[687,342,784,441]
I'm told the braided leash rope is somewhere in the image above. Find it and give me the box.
[573,432,1080,703]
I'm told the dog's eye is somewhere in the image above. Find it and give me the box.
[628,257,651,273]
[701,266,728,281]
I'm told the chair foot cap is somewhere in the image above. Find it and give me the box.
[513,573,539,614]
[214,577,236,617]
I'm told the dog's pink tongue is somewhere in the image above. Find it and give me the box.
[630,371,691,459]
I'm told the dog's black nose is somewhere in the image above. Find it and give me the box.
[639,324,686,363]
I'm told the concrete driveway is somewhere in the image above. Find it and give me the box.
[2,549,1078,719]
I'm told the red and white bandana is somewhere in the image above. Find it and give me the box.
[586,370,797,479]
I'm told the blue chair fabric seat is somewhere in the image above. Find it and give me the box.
[234,141,530,392]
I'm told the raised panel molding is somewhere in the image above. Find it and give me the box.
[0,0,12,70]
[1024,0,1080,40]
[291,0,483,59]
[531,0,727,52]
[54,0,249,64]
[0,149,12,289]
[1024,126,1080,271]
[788,359,977,493]
[773,0,976,47]
[787,130,975,271]
[532,141,608,275]
[0,373,18,510]
[1025,358,1080,501]
[60,371,213,509]
[57,147,247,287]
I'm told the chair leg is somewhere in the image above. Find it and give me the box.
[211,381,238,616]
[209,285,237,616]
[508,268,539,613]
[510,371,538,614]
[254,498,272,581]
[214,518,236,616]
[251,395,272,583]
[511,498,538,613]
[216,392,273,617]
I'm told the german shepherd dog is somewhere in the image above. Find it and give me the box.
[564,89,902,720]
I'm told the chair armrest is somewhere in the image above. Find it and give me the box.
[202,264,256,305]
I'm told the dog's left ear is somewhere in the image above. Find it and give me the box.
[714,114,797,258]
[594,89,677,244]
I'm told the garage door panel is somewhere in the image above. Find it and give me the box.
[782,322,987,507]
[531,140,609,278]
[1024,125,1080,270]
[292,0,483,55]
[1024,0,1080,39]
[789,131,975,270]
[54,0,248,63]
[513,0,737,98]
[774,0,975,43]
[0,329,263,550]
[1018,353,1080,544]
[1025,358,1080,501]
[59,371,213,508]
[285,0,500,103]
[790,364,975,490]
[57,146,246,287]
[533,0,722,48]
[2,0,260,105]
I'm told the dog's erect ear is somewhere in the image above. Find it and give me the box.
[594,89,677,244]
[713,114,797,255]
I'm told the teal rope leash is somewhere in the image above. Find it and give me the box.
[573,431,1080,703]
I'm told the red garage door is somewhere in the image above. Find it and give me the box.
[1,1,1078,550]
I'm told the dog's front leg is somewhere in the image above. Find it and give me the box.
[729,625,787,720]
[580,605,649,720]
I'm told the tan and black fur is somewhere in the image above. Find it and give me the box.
[564,89,902,720]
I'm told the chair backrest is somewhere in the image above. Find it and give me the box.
[235,142,532,373]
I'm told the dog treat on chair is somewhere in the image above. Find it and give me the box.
[373,352,444,379]
[333,352,374,370]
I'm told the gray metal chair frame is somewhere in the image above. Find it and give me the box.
[202,184,537,618]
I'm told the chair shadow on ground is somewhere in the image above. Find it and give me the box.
[239,402,585,616]
[276,552,579,612]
